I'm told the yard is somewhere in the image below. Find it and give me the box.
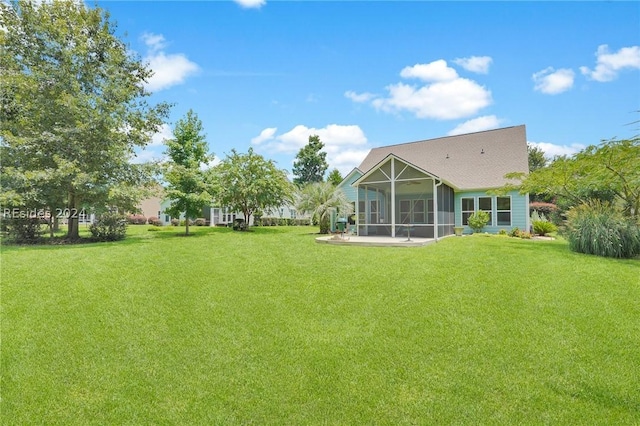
[2,226,639,424]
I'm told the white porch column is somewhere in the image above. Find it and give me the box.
[391,158,396,238]
[433,179,438,241]
[210,207,214,226]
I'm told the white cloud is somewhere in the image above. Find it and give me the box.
[453,56,493,74]
[400,60,458,82]
[234,0,266,8]
[532,67,575,95]
[447,115,503,136]
[251,127,277,145]
[149,123,173,146]
[580,45,640,82]
[347,59,492,120]
[344,90,376,103]
[528,141,586,159]
[373,78,492,120]
[131,147,164,164]
[251,124,370,175]
[141,32,199,92]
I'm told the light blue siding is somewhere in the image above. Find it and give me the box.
[454,190,528,234]
[337,169,362,202]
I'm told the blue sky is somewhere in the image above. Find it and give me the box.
[99,1,640,176]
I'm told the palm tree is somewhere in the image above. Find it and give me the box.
[296,182,353,234]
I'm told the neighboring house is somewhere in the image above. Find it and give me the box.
[339,125,529,239]
[157,200,249,226]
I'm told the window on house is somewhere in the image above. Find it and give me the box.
[290,209,296,219]
[496,196,511,226]
[413,199,425,224]
[478,196,493,225]
[461,198,474,225]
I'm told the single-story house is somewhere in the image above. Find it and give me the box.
[337,125,530,239]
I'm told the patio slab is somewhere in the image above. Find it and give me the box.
[315,235,435,247]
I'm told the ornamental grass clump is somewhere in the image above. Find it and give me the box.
[566,201,640,258]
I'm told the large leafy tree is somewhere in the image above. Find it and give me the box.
[163,110,213,236]
[296,182,353,234]
[507,137,640,219]
[292,135,328,186]
[211,148,293,226]
[0,0,170,239]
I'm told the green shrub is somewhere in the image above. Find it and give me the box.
[126,214,147,225]
[90,212,127,241]
[498,229,507,236]
[194,218,207,226]
[232,218,247,231]
[566,201,640,258]
[5,216,44,243]
[531,210,558,236]
[533,220,557,236]
[509,227,521,238]
[520,231,532,239]
[467,211,490,233]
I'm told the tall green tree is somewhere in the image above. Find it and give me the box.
[506,137,640,219]
[327,168,343,187]
[296,182,353,234]
[211,148,293,227]
[527,143,547,172]
[163,110,213,236]
[0,0,170,239]
[292,135,328,186]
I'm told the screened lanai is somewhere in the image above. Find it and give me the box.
[353,156,455,239]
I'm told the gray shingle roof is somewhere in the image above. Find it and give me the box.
[357,125,529,190]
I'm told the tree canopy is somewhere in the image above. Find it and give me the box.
[327,168,343,187]
[292,135,328,186]
[210,148,294,226]
[163,110,213,235]
[0,0,170,239]
[527,143,547,172]
[507,137,640,219]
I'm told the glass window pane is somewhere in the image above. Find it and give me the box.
[497,212,511,226]
[497,197,511,210]
[462,198,474,211]
[479,197,492,210]
[462,212,472,225]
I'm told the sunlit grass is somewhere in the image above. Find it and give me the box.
[2,226,639,424]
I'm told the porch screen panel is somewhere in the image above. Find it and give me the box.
[437,183,455,237]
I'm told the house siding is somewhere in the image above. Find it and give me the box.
[337,169,362,202]
[454,190,527,234]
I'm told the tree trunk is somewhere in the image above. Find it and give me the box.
[66,191,80,240]
[185,216,190,235]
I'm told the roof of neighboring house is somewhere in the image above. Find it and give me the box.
[356,125,529,190]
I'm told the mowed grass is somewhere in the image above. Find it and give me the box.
[2,226,639,424]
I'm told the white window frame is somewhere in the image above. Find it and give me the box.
[478,196,493,226]
[496,196,512,227]
[461,197,475,225]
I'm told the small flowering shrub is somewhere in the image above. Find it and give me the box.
[127,214,147,225]
[171,219,179,226]
[508,227,521,238]
[147,216,161,226]
[194,218,207,226]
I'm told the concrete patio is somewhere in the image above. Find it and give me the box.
[315,234,435,247]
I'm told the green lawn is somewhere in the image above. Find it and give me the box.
[2,226,639,424]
